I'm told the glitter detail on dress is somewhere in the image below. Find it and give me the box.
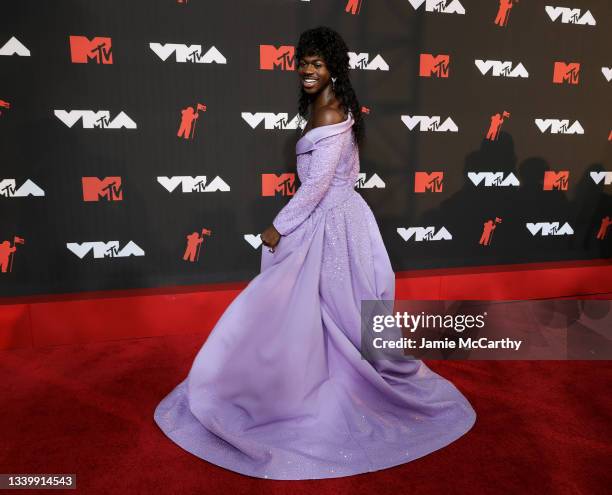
[153,110,477,480]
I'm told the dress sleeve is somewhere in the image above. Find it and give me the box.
[272,132,346,236]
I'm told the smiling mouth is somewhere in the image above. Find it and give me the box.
[302,78,318,87]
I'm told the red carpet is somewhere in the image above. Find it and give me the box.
[1,331,610,494]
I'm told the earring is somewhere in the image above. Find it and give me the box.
[331,76,337,91]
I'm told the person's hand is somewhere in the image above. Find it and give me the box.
[261,225,281,251]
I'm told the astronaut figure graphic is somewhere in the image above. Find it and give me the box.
[0,236,24,272]
[596,216,612,240]
[183,229,212,262]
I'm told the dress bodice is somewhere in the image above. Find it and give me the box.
[271,111,359,236]
[295,111,359,191]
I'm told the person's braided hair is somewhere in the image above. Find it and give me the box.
[296,26,364,147]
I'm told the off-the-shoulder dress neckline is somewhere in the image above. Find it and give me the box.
[300,111,352,139]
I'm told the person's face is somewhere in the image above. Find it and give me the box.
[297,54,331,94]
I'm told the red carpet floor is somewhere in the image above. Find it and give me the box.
[1,331,610,495]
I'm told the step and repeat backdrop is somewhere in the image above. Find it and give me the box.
[1,0,610,297]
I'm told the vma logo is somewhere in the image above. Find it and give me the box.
[526,222,574,236]
[69,36,112,64]
[348,52,389,71]
[590,171,612,185]
[82,177,123,201]
[420,54,450,77]
[0,179,45,197]
[543,171,569,190]
[242,112,302,130]
[262,174,295,196]
[0,36,30,56]
[535,119,584,134]
[414,172,443,192]
[54,110,137,129]
[157,176,230,193]
[407,0,465,15]
[553,62,580,84]
[260,45,295,70]
[66,241,145,259]
[397,226,452,242]
[244,234,263,250]
[475,60,529,78]
[149,43,227,64]
[468,172,519,187]
[545,6,596,25]
[401,115,458,132]
[355,173,386,189]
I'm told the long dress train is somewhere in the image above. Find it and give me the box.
[154,110,477,479]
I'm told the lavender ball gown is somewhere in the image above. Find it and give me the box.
[154,110,476,479]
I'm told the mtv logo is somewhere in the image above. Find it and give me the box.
[419,54,450,77]
[82,177,123,201]
[553,62,580,84]
[69,36,113,64]
[261,173,296,196]
[260,45,295,70]
[543,171,569,191]
[414,172,443,192]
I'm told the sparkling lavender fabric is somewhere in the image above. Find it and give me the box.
[154,111,477,479]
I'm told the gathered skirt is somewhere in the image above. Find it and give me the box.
[154,190,476,479]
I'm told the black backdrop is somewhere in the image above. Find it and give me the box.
[1,0,610,297]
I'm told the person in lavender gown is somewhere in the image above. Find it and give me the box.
[154,26,476,480]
